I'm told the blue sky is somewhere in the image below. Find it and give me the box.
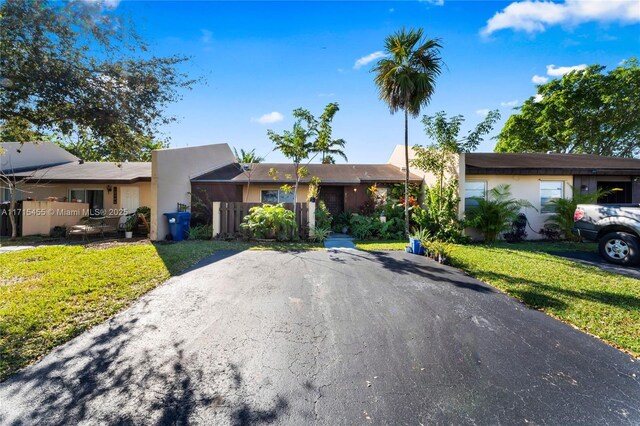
[115,0,639,163]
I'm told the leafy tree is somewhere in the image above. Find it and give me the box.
[267,120,313,229]
[0,0,195,161]
[311,103,348,163]
[411,111,500,242]
[233,148,264,164]
[372,27,443,235]
[467,184,534,243]
[58,135,168,162]
[267,103,346,229]
[495,59,640,158]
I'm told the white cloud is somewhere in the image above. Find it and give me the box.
[419,0,445,5]
[500,100,519,107]
[532,74,549,84]
[79,0,120,10]
[201,29,213,44]
[476,109,490,117]
[252,112,284,124]
[619,58,628,65]
[389,8,395,13]
[481,0,640,36]
[353,51,386,70]
[534,94,544,103]
[546,63,587,76]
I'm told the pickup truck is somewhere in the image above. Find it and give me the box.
[573,204,640,266]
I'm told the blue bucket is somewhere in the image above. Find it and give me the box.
[409,238,425,255]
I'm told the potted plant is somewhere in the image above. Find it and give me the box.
[124,215,137,239]
[409,228,429,256]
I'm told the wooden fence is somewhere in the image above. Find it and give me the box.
[214,202,309,238]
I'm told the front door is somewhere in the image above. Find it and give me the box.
[86,190,104,216]
[120,186,140,216]
[319,186,344,217]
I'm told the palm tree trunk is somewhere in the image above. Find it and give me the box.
[404,109,410,237]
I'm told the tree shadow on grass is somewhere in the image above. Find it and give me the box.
[468,269,640,313]
[0,313,288,425]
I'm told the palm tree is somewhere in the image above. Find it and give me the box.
[320,139,347,164]
[233,147,264,164]
[467,184,534,243]
[373,28,443,236]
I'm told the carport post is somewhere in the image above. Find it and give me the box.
[212,202,221,238]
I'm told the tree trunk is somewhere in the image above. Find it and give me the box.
[293,165,299,239]
[404,109,410,237]
[9,187,17,241]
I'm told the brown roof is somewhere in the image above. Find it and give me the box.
[192,163,422,184]
[12,161,151,183]
[466,153,640,175]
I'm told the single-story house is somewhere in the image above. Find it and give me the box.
[4,141,639,241]
[190,162,422,218]
[390,145,640,240]
[1,142,151,236]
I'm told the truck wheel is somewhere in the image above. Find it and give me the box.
[598,232,640,266]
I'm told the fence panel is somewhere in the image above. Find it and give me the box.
[215,202,308,237]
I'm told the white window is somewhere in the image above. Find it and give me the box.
[70,189,86,202]
[540,181,564,213]
[261,189,295,203]
[1,187,10,202]
[465,181,487,210]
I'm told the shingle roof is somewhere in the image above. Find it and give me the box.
[11,161,151,183]
[466,153,640,175]
[191,163,422,184]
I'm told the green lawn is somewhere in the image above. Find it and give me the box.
[0,240,321,381]
[357,240,640,357]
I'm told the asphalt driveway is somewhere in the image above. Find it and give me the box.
[1,249,639,425]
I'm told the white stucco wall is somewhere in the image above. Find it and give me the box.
[463,174,574,240]
[150,144,236,240]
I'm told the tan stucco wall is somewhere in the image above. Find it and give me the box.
[16,182,150,212]
[243,184,309,203]
[16,182,150,236]
[464,174,574,240]
[151,144,236,240]
[21,201,89,236]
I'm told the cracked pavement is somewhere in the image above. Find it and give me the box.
[0,249,639,425]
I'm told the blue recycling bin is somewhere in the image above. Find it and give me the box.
[164,212,191,241]
[409,238,425,255]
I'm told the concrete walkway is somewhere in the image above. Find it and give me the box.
[323,232,356,249]
[0,245,35,254]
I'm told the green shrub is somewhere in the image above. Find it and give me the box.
[50,225,66,238]
[412,183,466,243]
[467,184,534,243]
[332,211,352,233]
[188,224,212,240]
[315,201,332,229]
[349,215,374,239]
[240,203,297,241]
[310,225,331,242]
[379,217,405,240]
[544,185,607,240]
